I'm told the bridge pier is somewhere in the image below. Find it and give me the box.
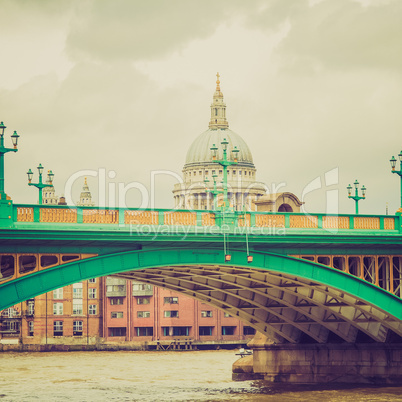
[233,334,402,384]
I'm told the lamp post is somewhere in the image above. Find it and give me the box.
[209,139,239,212]
[347,180,366,214]
[390,151,402,210]
[0,121,20,201]
[27,164,54,204]
[204,174,221,210]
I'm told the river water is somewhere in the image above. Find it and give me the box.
[0,350,401,401]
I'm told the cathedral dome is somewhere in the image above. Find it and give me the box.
[184,128,254,168]
[184,73,254,169]
[173,73,266,211]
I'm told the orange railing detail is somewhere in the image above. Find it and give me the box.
[255,214,285,227]
[384,218,395,230]
[322,216,350,230]
[201,213,215,226]
[83,209,119,224]
[164,211,197,226]
[16,207,34,222]
[238,214,251,227]
[125,210,159,225]
[290,215,318,229]
[40,208,77,223]
[354,217,380,230]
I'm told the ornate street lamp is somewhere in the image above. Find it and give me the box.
[390,150,402,210]
[347,179,366,214]
[0,121,20,201]
[208,139,241,263]
[204,174,221,210]
[209,138,239,213]
[27,164,54,204]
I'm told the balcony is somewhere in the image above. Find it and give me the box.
[132,282,153,297]
[106,277,126,297]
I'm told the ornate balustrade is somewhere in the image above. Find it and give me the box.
[12,204,401,233]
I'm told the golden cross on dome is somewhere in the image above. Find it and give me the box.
[216,72,220,91]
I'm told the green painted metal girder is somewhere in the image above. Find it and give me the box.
[1,225,402,257]
[0,249,401,322]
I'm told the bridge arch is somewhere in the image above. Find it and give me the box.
[1,248,401,344]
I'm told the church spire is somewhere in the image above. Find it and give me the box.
[209,72,229,129]
[216,72,221,92]
[77,177,95,206]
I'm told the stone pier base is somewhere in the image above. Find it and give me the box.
[233,334,402,384]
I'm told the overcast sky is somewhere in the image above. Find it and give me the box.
[1,0,401,215]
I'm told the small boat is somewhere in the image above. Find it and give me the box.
[235,348,253,358]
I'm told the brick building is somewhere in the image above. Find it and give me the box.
[0,277,254,349]
[102,278,254,348]
[0,276,103,346]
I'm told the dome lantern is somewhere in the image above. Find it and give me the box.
[209,72,229,130]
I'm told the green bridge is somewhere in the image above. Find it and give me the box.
[1,202,402,383]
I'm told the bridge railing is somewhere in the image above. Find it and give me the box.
[12,204,401,233]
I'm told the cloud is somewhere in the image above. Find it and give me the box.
[65,0,267,62]
[249,0,402,72]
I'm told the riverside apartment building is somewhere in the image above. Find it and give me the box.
[0,277,255,349]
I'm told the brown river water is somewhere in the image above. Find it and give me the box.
[0,350,401,401]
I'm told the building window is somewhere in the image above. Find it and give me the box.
[2,308,18,318]
[73,300,83,315]
[12,308,19,318]
[233,170,236,175]
[28,321,34,337]
[243,326,256,336]
[137,311,151,318]
[88,278,96,283]
[135,327,153,336]
[4,321,20,333]
[219,170,222,175]
[224,312,231,318]
[222,326,236,335]
[133,283,152,292]
[53,288,63,300]
[109,327,126,337]
[164,297,178,304]
[199,326,213,336]
[162,326,189,336]
[110,297,124,305]
[111,312,124,319]
[201,310,213,318]
[89,288,97,299]
[73,320,83,336]
[137,297,150,305]
[53,321,63,336]
[88,304,97,315]
[73,283,83,299]
[164,310,179,318]
[53,302,63,315]
[27,300,35,316]
[106,285,125,293]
